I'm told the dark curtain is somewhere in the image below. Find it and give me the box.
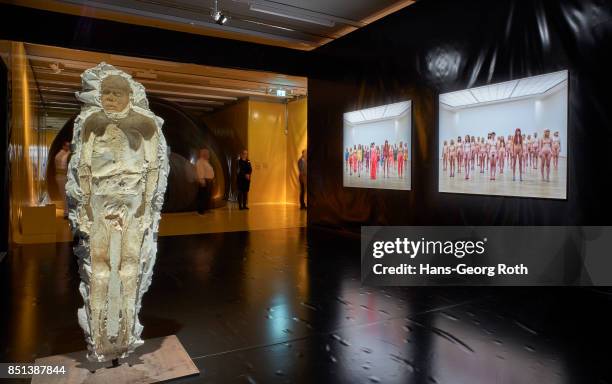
[307,0,612,232]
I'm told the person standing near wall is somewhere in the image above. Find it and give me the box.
[196,148,215,214]
[237,149,252,210]
[297,149,307,210]
[55,140,70,217]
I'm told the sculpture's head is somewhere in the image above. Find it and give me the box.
[101,75,131,113]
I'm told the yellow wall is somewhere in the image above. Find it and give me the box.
[247,98,307,205]
[204,97,307,206]
[202,100,249,201]
[286,97,307,205]
[247,100,287,204]
[9,42,36,243]
[202,99,249,152]
[7,42,55,244]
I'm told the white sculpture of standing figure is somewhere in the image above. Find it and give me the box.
[66,63,169,362]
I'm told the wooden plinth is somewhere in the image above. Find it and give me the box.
[31,335,199,384]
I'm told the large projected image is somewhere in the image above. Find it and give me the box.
[343,101,412,190]
[438,70,568,199]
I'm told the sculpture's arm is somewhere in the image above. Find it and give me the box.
[78,132,95,225]
[138,130,160,221]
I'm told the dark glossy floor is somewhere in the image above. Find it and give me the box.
[1,228,612,383]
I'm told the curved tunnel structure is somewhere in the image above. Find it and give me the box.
[46,97,231,213]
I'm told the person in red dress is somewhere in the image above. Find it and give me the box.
[397,142,404,178]
[370,144,378,179]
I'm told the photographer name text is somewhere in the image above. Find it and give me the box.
[372,263,528,277]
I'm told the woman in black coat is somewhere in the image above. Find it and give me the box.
[236,149,252,210]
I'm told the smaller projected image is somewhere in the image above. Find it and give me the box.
[439,70,568,199]
[343,101,412,190]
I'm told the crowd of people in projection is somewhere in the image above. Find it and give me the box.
[442,128,562,182]
[345,141,409,179]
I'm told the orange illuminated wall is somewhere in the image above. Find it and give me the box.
[248,100,287,204]
[4,41,54,244]
[286,97,307,206]
[205,97,307,205]
[203,99,249,152]
[7,42,35,242]
[248,98,307,205]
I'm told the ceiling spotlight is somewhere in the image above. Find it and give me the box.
[211,0,229,25]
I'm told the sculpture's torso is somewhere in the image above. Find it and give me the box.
[91,123,145,198]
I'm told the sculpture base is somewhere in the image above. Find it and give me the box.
[31,335,199,384]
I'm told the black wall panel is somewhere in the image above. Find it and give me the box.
[307,0,612,232]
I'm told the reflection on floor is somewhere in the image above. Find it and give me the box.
[159,204,307,237]
[55,203,307,242]
[439,157,567,199]
[1,228,611,383]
